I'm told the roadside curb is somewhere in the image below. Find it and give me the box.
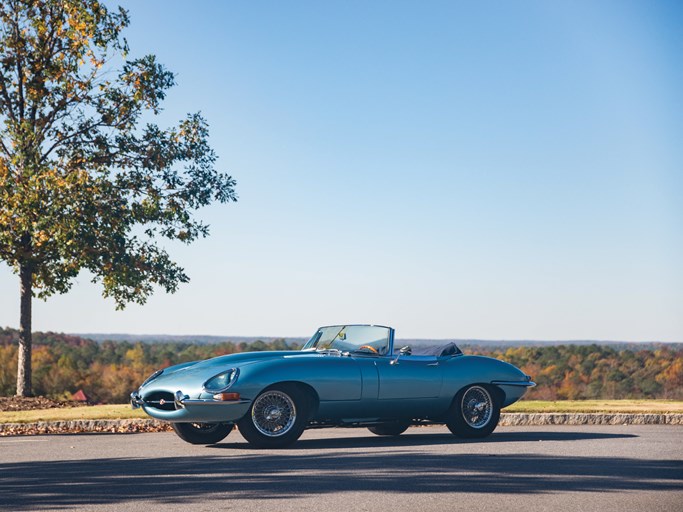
[1,413,682,436]
[499,412,683,426]
[0,418,173,436]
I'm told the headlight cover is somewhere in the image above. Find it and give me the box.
[141,369,163,387]
[203,369,239,393]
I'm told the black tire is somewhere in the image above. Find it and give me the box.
[171,422,233,444]
[237,384,309,448]
[368,422,410,436]
[446,384,500,438]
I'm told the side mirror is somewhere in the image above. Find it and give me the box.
[391,345,411,365]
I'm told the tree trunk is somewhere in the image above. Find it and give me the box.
[16,264,33,397]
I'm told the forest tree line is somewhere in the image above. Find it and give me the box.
[0,328,681,403]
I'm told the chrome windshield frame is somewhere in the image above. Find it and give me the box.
[302,324,395,355]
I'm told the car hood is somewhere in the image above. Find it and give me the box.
[190,350,313,370]
[146,350,320,388]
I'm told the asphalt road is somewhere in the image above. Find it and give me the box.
[1,425,681,512]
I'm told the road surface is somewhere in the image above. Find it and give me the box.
[1,425,681,511]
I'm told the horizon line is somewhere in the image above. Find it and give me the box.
[68,331,681,344]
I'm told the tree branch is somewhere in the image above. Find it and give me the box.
[12,5,24,121]
[0,73,17,123]
[0,136,10,157]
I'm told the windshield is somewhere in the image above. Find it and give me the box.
[302,325,392,355]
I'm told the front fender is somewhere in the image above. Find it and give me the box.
[232,355,363,402]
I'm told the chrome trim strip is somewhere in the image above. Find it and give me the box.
[491,380,537,387]
[175,390,250,407]
[180,399,252,406]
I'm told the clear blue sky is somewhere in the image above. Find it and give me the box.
[1,0,681,340]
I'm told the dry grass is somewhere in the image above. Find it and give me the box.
[0,404,147,424]
[1,400,683,424]
[506,400,683,414]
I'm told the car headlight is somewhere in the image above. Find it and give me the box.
[141,369,163,387]
[203,369,239,393]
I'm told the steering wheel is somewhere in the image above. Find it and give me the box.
[358,345,379,354]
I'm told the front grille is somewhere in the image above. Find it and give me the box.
[143,391,176,411]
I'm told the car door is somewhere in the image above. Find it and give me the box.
[375,355,443,400]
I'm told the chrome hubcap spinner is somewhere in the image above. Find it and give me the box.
[461,386,493,429]
[252,390,297,437]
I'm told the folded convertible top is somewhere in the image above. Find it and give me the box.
[393,341,462,357]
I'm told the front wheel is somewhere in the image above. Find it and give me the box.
[172,422,233,444]
[446,385,500,438]
[237,384,309,448]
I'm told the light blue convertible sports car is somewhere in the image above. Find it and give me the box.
[131,324,535,448]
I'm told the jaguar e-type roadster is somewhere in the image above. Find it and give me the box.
[131,324,535,448]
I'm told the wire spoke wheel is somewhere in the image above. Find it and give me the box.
[447,384,500,438]
[238,384,309,448]
[251,390,297,437]
[461,386,493,428]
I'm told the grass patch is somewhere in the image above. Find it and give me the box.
[1,400,683,424]
[0,404,146,424]
[506,400,683,414]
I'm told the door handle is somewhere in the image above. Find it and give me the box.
[427,362,439,367]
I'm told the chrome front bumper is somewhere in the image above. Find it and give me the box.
[130,390,251,422]
[130,390,250,409]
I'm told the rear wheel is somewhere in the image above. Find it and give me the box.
[172,422,233,444]
[237,384,309,448]
[368,422,410,436]
[446,385,500,438]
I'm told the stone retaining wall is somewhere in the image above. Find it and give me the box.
[499,412,683,426]
[1,413,682,436]
[0,418,173,436]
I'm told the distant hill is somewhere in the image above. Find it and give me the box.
[78,333,308,345]
[1,327,681,402]
[77,332,681,351]
[400,339,683,350]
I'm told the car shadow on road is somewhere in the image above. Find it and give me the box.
[1,431,681,510]
[260,429,639,450]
